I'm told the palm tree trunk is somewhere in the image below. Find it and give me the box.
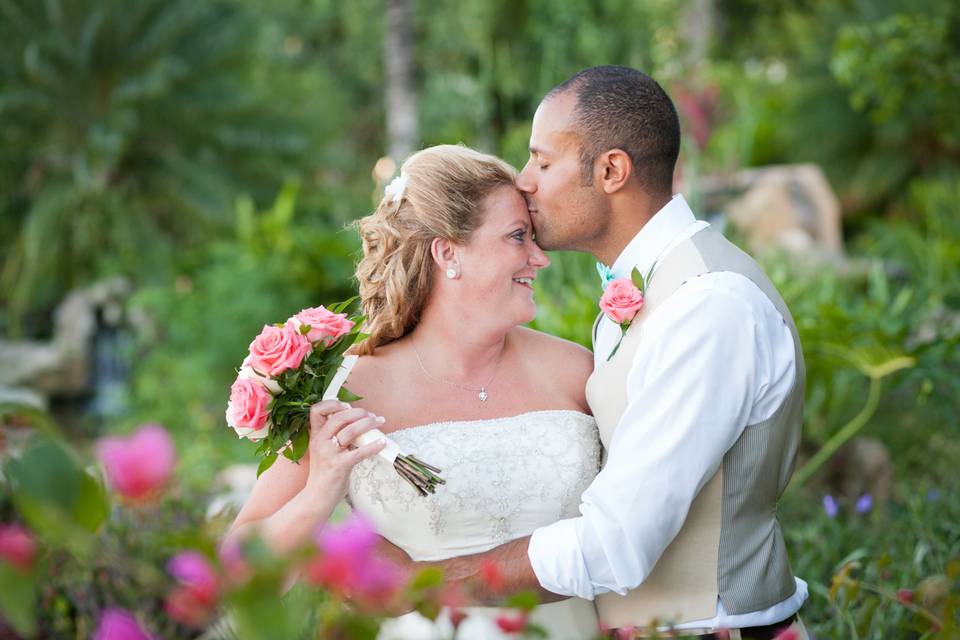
[384,0,418,163]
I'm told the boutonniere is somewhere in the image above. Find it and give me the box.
[599,266,652,360]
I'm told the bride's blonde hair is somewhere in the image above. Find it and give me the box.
[354,144,517,354]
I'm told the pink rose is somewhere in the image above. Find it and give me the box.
[247,322,312,377]
[93,608,154,640]
[97,424,176,503]
[291,306,355,346]
[599,278,644,325]
[225,376,273,440]
[0,523,37,572]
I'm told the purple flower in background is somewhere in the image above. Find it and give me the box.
[855,493,873,514]
[927,489,941,502]
[93,608,153,640]
[822,495,839,518]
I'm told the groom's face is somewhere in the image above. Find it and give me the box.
[517,92,608,253]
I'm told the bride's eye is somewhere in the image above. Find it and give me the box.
[511,230,526,241]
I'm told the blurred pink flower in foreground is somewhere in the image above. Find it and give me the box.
[93,608,153,640]
[495,610,528,634]
[165,551,219,627]
[613,625,639,640]
[218,539,253,586]
[96,424,176,502]
[305,512,403,605]
[0,523,37,572]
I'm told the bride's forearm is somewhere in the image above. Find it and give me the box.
[226,484,341,556]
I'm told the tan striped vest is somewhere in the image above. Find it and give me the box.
[586,226,804,628]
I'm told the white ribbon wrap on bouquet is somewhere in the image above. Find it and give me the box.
[322,355,402,464]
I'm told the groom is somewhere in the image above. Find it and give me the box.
[416,66,808,638]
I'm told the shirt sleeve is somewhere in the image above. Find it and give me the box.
[528,273,795,599]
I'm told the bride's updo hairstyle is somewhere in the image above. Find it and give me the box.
[354,144,517,355]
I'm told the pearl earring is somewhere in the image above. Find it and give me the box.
[446,268,457,279]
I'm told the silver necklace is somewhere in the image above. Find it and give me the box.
[411,339,502,402]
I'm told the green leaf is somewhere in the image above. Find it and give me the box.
[631,266,645,293]
[71,470,109,532]
[0,563,37,636]
[338,386,362,402]
[408,566,444,591]
[257,453,278,477]
[290,427,309,461]
[505,590,540,612]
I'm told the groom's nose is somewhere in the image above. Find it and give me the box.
[517,161,536,194]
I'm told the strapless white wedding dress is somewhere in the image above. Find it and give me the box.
[348,409,602,640]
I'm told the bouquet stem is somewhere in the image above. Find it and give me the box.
[394,455,446,496]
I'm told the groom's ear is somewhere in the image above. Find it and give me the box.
[598,149,633,194]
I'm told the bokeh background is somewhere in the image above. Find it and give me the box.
[1,0,958,637]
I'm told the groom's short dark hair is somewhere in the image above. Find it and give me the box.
[547,65,680,196]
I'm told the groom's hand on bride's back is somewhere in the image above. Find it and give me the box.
[373,535,413,566]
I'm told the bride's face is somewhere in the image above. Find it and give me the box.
[456,186,550,326]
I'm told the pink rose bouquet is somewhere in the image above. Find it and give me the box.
[226,299,444,495]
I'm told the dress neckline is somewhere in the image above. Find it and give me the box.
[386,409,595,438]
[334,355,594,437]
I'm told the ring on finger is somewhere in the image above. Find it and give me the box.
[331,434,344,449]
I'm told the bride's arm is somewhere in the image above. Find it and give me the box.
[224,400,386,556]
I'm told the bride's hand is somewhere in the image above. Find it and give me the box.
[304,400,386,496]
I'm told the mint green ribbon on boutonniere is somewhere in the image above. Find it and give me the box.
[598,265,654,361]
[596,262,615,289]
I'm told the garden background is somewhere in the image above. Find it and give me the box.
[0,0,958,637]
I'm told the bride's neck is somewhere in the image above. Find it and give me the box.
[408,305,509,380]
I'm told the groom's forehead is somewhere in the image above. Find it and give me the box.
[531,94,580,151]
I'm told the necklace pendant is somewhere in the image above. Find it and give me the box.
[478,389,488,402]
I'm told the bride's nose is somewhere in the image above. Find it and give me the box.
[529,244,550,269]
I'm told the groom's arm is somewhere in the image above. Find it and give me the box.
[424,536,567,605]
[374,534,564,606]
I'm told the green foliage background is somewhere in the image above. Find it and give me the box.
[1,0,958,637]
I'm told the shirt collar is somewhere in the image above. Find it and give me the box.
[610,194,697,280]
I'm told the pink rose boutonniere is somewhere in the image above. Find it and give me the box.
[599,266,652,360]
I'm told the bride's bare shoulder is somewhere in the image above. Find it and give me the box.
[510,326,593,381]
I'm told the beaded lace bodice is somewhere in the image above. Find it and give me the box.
[348,410,601,562]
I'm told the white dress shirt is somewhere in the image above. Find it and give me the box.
[528,194,807,630]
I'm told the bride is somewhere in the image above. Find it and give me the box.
[226,145,601,639]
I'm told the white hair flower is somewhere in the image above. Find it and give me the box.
[384,173,409,203]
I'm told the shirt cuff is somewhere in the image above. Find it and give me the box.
[528,518,596,600]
